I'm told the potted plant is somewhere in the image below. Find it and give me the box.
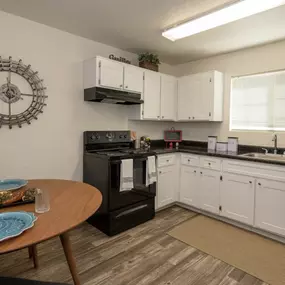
[138,52,160,72]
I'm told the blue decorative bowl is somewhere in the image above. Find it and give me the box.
[0,212,37,242]
[0,179,28,191]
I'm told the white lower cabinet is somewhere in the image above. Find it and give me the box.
[220,173,255,225]
[199,169,220,215]
[156,154,178,209]
[255,178,285,236]
[179,165,200,208]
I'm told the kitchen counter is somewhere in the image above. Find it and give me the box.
[152,146,285,166]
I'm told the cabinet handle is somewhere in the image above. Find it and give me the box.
[258,183,261,186]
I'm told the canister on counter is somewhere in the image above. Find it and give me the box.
[208,136,217,151]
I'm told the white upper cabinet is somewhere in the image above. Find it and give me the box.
[142,71,161,120]
[83,56,143,93]
[177,71,224,122]
[160,75,177,121]
[123,65,144,93]
[220,173,255,225]
[255,178,285,236]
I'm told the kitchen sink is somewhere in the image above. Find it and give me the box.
[240,152,285,162]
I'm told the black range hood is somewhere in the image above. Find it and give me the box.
[84,87,143,105]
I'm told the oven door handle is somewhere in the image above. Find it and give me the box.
[115,204,148,218]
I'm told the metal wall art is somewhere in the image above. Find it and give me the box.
[0,56,47,129]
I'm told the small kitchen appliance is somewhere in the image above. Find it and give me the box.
[164,129,182,149]
[83,130,156,236]
[208,136,217,151]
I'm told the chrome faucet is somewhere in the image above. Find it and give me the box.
[272,134,278,154]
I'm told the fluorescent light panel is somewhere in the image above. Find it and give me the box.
[162,0,285,41]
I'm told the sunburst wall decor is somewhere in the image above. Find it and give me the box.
[0,56,47,129]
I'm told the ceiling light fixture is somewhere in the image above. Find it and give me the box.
[162,0,285,41]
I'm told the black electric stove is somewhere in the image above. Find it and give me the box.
[83,130,156,236]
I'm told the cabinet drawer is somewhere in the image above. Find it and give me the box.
[223,159,285,182]
[181,154,200,167]
[200,156,221,171]
[157,154,176,168]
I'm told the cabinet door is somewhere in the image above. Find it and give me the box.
[123,65,144,93]
[180,166,200,208]
[160,75,177,120]
[98,58,124,89]
[177,76,191,121]
[157,166,176,208]
[220,174,255,225]
[193,73,212,121]
[200,169,220,214]
[255,179,285,236]
[143,71,161,120]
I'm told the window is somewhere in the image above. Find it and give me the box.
[230,70,285,131]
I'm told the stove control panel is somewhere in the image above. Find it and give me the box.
[84,131,131,144]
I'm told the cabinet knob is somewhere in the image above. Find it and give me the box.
[200,172,203,175]
[159,171,162,174]
[208,163,211,166]
[188,117,191,119]
[194,170,196,173]
[157,116,160,118]
[249,181,252,184]
[193,117,195,119]
[162,116,164,119]
[166,160,169,162]
[120,84,123,88]
[125,85,128,88]
[258,183,261,186]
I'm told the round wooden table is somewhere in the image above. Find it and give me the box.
[0,179,102,285]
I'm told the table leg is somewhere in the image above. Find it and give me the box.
[28,245,39,268]
[60,232,80,285]
[28,246,33,259]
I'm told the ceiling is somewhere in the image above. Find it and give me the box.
[1,0,285,65]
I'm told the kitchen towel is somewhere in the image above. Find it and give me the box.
[120,159,134,192]
[146,156,157,186]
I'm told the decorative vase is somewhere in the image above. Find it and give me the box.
[139,61,159,72]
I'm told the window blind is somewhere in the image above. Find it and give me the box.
[230,70,285,131]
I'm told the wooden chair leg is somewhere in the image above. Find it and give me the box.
[28,245,39,268]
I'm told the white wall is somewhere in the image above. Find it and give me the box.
[0,11,173,180]
[173,40,285,147]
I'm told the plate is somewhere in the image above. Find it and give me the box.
[0,212,37,242]
[0,179,28,191]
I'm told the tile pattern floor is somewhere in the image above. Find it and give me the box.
[0,207,268,285]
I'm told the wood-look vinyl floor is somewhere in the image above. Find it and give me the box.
[0,207,268,285]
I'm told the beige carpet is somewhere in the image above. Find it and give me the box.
[169,215,285,285]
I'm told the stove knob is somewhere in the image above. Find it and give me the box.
[95,134,100,140]
[124,135,127,138]
[91,135,96,140]
[119,134,123,139]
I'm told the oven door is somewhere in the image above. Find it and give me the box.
[109,157,156,211]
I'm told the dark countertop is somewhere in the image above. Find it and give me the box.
[152,146,285,166]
